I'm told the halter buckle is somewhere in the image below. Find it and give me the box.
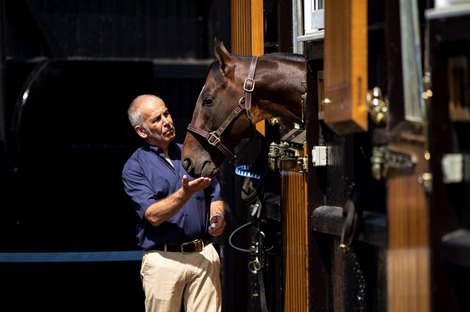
[207,132,221,146]
[244,78,255,92]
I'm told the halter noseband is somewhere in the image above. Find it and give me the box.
[187,56,259,162]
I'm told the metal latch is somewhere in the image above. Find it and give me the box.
[268,128,307,172]
[370,145,417,180]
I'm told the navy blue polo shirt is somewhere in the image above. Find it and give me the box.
[122,142,222,249]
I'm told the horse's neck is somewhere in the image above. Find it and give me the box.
[253,63,306,124]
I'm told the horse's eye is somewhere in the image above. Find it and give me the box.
[203,96,213,106]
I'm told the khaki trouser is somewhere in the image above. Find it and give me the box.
[141,243,222,312]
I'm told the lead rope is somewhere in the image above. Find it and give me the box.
[229,171,270,312]
[248,222,268,312]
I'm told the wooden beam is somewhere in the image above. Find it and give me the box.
[231,0,265,135]
[323,0,368,134]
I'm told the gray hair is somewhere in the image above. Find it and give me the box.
[127,107,143,128]
[127,94,162,134]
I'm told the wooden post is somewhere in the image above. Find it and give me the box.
[386,131,430,312]
[385,0,431,310]
[230,0,265,135]
[281,147,310,312]
[323,0,368,135]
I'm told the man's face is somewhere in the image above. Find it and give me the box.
[139,98,176,148]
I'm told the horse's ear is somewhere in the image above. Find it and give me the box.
[214,37,232,74]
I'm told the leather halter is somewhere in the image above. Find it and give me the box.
[187,56,258,162]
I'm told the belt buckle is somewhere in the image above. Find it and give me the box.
[181,239,204,254]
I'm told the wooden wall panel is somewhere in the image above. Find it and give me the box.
[5,0,216,59]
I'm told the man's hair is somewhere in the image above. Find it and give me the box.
[127,94,162,129]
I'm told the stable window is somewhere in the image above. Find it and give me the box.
[298,0,325,42]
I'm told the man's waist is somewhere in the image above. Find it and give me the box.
[146,238,212,254]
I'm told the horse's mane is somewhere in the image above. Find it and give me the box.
[202,51,305,80]
[263,52,305,62]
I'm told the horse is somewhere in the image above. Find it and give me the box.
[181,38,307,178]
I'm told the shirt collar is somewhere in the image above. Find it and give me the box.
[146,141,179,158]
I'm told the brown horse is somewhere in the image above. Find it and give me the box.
[181,38,307,178]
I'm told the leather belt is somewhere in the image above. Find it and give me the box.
[148,239,211,254]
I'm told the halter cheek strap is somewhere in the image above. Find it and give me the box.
[187,56,259,162]
[243,56,258,113]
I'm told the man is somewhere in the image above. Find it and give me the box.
[122,94,226,312]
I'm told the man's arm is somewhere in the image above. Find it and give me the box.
[144,175,212,226]
[208,200,226,236]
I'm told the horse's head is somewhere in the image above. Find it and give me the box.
[181,39,257,177]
